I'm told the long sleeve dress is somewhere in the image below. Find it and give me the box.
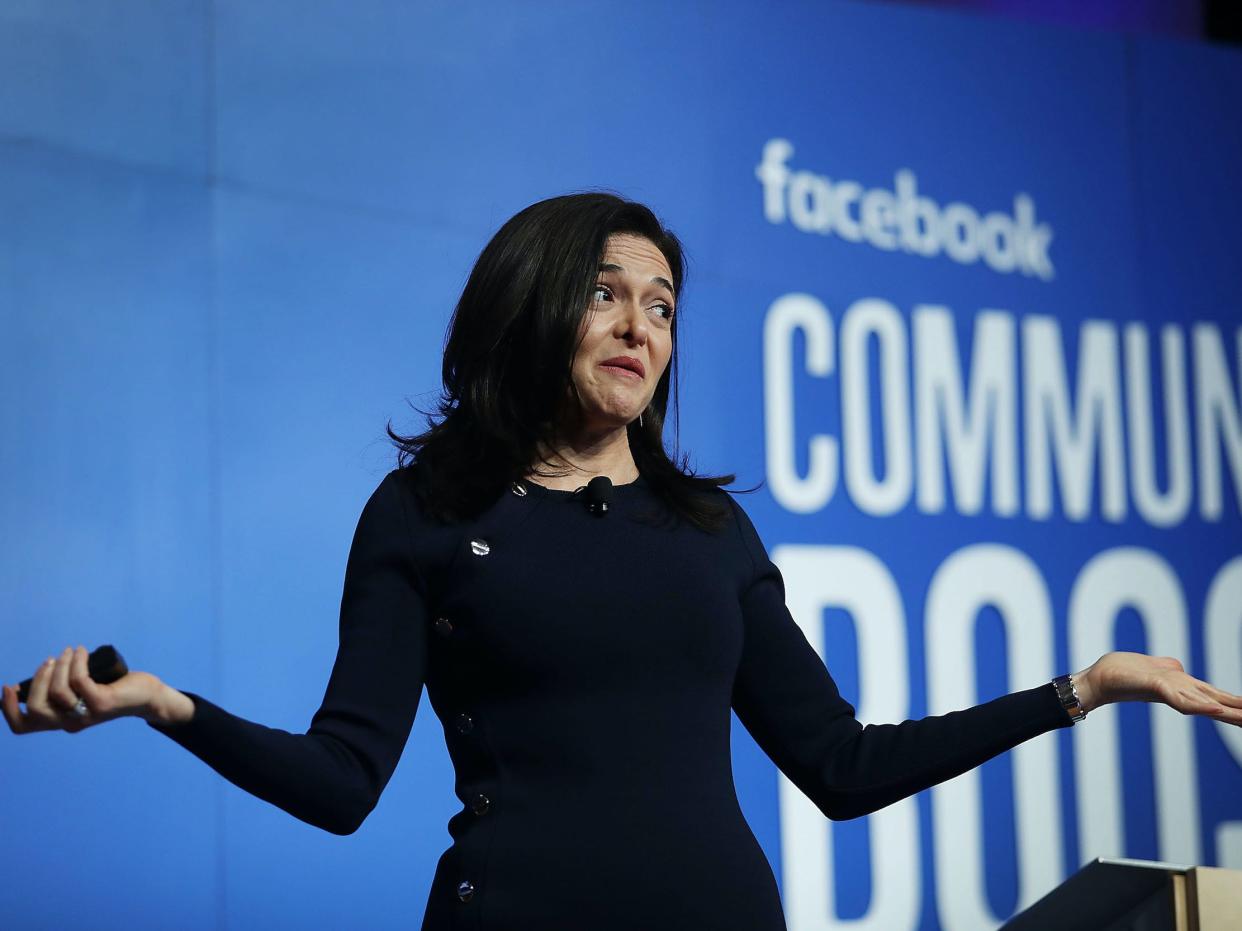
[148,468,1072,930]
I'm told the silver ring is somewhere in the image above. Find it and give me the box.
[68,698,88,718]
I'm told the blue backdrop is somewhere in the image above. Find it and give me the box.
[2,2,1240,929]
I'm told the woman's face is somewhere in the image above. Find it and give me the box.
[568,233,676,435]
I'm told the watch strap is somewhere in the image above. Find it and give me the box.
[1052,673,1087,723]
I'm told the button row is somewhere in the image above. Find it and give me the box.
[453,788,491,905]
[453,498,521,908]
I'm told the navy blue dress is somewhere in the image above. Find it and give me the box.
[149,469,1070,929]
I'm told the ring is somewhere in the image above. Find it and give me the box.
[68,698,88,718]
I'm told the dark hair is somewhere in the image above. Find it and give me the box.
[387,192,738,532]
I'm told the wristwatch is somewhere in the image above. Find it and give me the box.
[1052,674,1087,723]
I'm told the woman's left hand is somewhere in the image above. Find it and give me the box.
[1073,651,1242,725]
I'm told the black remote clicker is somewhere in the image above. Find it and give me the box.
[15,645,129,705]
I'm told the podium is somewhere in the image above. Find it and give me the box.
[1001,858,1242,931]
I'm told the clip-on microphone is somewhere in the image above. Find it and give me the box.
[583,475,614,516]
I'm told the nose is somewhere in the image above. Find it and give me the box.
[613,298,648,346]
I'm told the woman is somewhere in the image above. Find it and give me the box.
[5,193,1241,929]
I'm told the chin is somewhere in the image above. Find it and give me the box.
[583,399,642,427]
[582,411,638,433]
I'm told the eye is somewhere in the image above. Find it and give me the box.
[592,284,613,303]
[649,302,676,323]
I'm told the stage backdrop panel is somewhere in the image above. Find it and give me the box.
[0,141,218,925]
[2,2,1240,930]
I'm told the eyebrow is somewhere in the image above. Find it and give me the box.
[598,263,676,301]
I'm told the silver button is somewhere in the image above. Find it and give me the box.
[456,880,475,902]
[434,617,453,638]
[510,481,527,497]
[470,538,490,556]
[471,793,491,815]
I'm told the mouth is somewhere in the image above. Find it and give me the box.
[599,356,645,379]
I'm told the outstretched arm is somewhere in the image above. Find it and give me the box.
[725,498,1242,822]
[728,542,1070,821]
[143,472,429,835]
[3,473,427,835]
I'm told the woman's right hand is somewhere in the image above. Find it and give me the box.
[1,645,171,735]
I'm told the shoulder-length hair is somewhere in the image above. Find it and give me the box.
[388,191,738,532]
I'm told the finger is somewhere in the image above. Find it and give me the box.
[1180,693,1227,716]
[1160,682,1219,715]
[1167,670,1242,707]
[26,657,57,713]
[1205,684,1242,709]
[1,684,26,735]
[1197,688,1242,717]
[20,659,58,732]
[49,646,78,713]
[1176,695,1223,715]
[1205,704,1242,726]
[69,645,95,700]
[68,646,105,718]
[1177,678,1242,713]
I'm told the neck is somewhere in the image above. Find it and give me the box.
[527,424,639,491]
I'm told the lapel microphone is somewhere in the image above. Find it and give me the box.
[583,476,614,516]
